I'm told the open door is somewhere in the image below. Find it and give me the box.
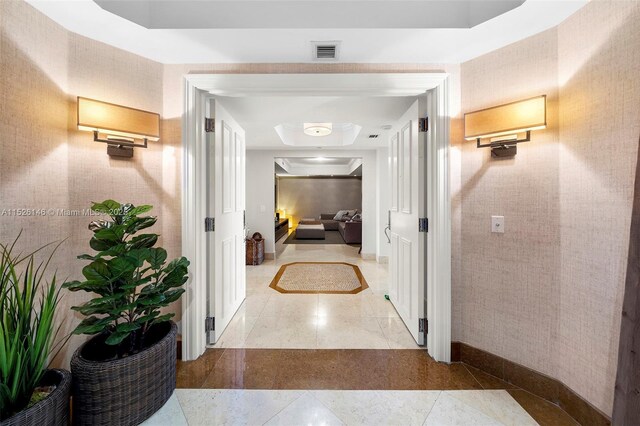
[206,99,246,344]
[388,99,427,345]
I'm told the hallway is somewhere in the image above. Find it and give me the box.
[210,242,418,350]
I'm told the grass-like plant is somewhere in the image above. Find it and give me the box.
[63,200,188,358]
[0,234,64,421]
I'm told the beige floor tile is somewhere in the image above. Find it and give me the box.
[317,317,390,349]
[244,315,318,348]
[377,317,422,349]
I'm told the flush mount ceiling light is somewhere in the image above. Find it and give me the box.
[303,123,332,137]
[77,97,160,158]
[464,95,546,157]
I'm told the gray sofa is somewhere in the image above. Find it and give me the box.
[319,213,362,244]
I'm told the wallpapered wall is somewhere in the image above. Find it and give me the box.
[459,0,640,415]
[0,0,168,367]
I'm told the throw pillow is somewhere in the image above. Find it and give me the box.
[351,213,362,222]
[347,209,358,217]
[333,210,348,221]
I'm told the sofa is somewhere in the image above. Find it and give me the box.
[319,213,362,244]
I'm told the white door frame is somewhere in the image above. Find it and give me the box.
[181,73,452,362]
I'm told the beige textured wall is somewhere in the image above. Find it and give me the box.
[277,177,362,224]
[0,0,168,367]
[459,0,640,415]
[556,0,640,414]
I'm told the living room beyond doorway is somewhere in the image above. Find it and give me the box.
[275,157,363,248]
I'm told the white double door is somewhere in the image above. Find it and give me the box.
[388,99,427,345]
[206,99,246,344]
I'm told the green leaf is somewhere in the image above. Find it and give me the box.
[89,237,113,252]
[108,257,136,278]
[77,253,96,260]
[139,293,165,306]
[129,234,158,249]
[88,220,112,232]
[125,216,157,234]
[152,313,175,324]
[73,316,111,335]
[105,331,130,346]
[91,200,122,215]
[116,322,141,333]
[125,248,151,267]
[82,260,111,281]
[135,311,160,324]
[94,227,125,242]
[127,205,153,216]
[148,248,167,269]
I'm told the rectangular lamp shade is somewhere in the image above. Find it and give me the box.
[464,95,546,141]
[77,97,160,141]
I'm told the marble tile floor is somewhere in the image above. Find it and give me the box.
[175,349,579,425]
[212,242,416,350]
[142,388,541,426]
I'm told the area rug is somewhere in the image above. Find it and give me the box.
[269,262,369,294]
[283,230,360,247]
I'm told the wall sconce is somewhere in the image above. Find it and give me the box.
[77,97,160,158]
[464,95,546,157]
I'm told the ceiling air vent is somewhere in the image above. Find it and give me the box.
[369,134,379,139]
[312,41,340,61]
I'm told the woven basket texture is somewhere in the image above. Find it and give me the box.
[4,369,71,426]
[70,322,177,426]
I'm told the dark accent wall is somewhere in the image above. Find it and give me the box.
[277,177,362,226]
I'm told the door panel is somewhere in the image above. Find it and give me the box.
[208,100,246,344]
[401,123,412,214]
[389,99,425,345]
[390,133,399,212]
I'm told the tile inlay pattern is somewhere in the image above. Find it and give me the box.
[269,262,369,294]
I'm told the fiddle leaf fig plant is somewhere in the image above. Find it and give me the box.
[63,200,189,357]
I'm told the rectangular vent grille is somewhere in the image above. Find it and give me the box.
[316,45,337,60]
[368,134,379,139]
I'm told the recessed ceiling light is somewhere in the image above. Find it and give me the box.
[304,123,332,137]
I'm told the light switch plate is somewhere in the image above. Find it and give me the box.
[491,216,505,233]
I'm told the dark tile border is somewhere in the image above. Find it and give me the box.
[453,341,611,426]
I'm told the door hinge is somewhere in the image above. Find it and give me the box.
[419,117,429,132]
[205,316,215,332]
[419,318,428,333]
[205,118,215,133]
[205,217,215,232]
[419,217,428,232]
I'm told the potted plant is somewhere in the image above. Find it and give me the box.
[0,235,71,426]
[64,200,189,425]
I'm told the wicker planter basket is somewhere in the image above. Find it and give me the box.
[70,321,177,426]
[3,369,71,426]
[246,234,265,265]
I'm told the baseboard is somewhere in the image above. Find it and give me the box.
[376,255,389,264]
[360,253,376,260]
[452,341,611,426]
[265,252,275,260]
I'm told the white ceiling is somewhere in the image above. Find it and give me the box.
[26,0,587,64]
[219,96,416,149]
[275,157,363,176]
[282,157,356,166]
[93,1,525,29]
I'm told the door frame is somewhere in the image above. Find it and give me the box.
[181,73,452,362]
